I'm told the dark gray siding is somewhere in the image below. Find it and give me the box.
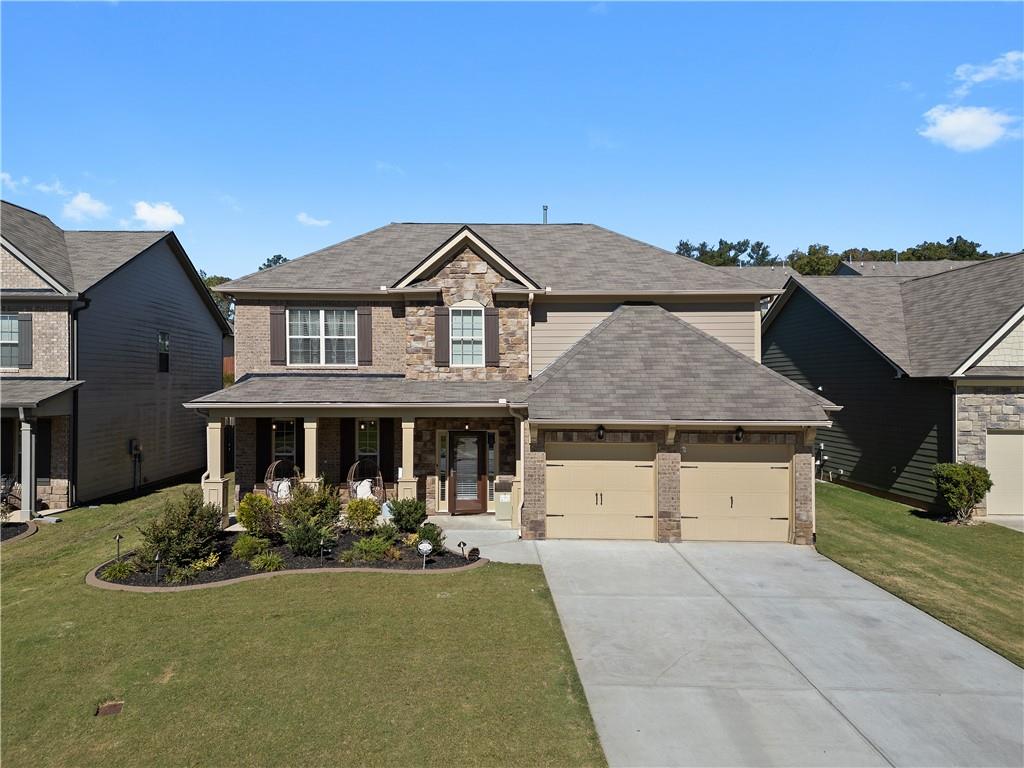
[763,289,953,507]
[75,241,222,501]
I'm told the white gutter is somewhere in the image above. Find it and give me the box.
[184,400,529,410]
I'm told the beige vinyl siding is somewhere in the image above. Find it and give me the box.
[975,319,1024,368]
[531,300,760,373]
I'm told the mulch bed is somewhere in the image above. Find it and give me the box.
[97,530,473,588]
[1,522,30,543]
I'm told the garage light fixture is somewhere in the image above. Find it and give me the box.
[734,426,744,443]
[596,425,606,441]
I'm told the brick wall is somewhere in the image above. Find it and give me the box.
[36,415,71,509]
[1,247,54,290]
[234,417,258,491]
[956,384,1024,514]
[0,303,69,377]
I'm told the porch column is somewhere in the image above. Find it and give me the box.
[17,416,35,522]
[397,415,417,500]
[201,416,230,525]
[303,417,318,481]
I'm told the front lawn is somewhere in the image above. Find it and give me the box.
[1,484,605,768]
[815,481,1024,667]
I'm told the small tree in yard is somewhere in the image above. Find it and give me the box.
[933,463,992,524]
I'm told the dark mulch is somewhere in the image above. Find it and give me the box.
[98,530,472,587]
[1,522,30,542]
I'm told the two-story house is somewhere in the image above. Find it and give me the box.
[1,201,232,521]
[189,224,838,544]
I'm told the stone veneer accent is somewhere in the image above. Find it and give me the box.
[521,427,814,544]
[0,303,70,378]
[955,384,1024,515]
[36,415,71,509]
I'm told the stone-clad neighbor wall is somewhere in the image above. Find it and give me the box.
[956,384,1024,515]
[0,303,70,377]
[35,415,71,509]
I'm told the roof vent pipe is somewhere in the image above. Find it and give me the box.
[542,205,548,224]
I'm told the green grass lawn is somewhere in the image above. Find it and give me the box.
[1,484,605,768]
[815,481,1024,667]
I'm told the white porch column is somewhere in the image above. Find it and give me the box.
[16,416,35,522]
[397,415,417,500]
[303,417,318,481]
[201,416,230,525]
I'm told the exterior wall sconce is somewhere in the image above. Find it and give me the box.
[596,425,606,440]
[734,426,745,443]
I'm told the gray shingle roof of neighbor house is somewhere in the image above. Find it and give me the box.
[834,259,979,277]
[526,305,837,423]
[715,264,799,289]
[187,374,529,407]
[216,223,773,295]
[769,253,1024,377]
[0,378,83,408]
[63,230,169,291]
[1,201,77,290]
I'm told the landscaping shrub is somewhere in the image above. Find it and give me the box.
[238,493,278,538]
[166,566,195,584]
[250,552,285,572]
[415,522,445,553]
[348,534,393,562]
[283,519,332,557]
[136,489,220,568]
[934,462,993,524]
[99,558,138,581]
[389,498,427,533]
[384,545,402,561]
[375,522,399,544]
[231,534,270,562]
[280,483,340,527]
[189,552,220,572]
[344,498,380,532]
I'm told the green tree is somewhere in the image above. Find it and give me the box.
[676,238,756,266]
[199,270,233,322]
[900,236,991,262]
[747,241,777,265]
[259,254,289,271]
[788,244,841,275]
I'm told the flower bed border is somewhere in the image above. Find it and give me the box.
[1,520,38,546]
[85,552,489,593]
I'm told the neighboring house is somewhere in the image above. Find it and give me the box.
[0,201,232,520]
[833,259,979,277]
[716,264,799,312]
[188,223,838,544]
[762,254,1024,514]
[223,331,235,380]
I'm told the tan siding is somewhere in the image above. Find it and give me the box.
[75,241,223,501]
[976,319,1024,368]
[531,300,760,373]
[1,246,56,291]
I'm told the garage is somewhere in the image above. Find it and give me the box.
[986,431,1024,515]
[679,444,793,541]
[545,442,656,540]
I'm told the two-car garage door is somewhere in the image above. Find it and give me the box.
[544,441,794,541]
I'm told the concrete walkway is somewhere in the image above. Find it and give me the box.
[985,515,1024,533]
[537,540,1024,768]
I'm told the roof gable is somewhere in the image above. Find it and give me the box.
[1,201,74,291]
[64,230,169,291]
[395,226,538,289]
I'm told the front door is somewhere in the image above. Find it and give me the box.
[449,431,487,514]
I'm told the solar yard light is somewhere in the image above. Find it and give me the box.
[417,539,433,569]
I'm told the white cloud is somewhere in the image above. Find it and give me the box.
[297,211,331,227]
[1,172,29,191]
[918,105,1018,152]
[63,192,111,221]
[375,161,405,176]
[133,201,184,229]
[35,178,69,196]
[952,51,1023,98]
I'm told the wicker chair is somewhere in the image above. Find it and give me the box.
[263,459,301,505]
[346,458,387,504]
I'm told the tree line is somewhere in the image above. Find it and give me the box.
[676,236,1014,275]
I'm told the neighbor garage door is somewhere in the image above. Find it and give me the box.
[986,431,1024,515]
[680,444,793,542]
[545,442,656,540]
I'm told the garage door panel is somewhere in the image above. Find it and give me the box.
[547,513,654,540]
[682,516,790,542]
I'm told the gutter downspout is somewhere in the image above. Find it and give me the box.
[69,297,90,507]
[527,292,534,379]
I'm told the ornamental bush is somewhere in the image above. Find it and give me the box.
[250,552,285,572]
[344,498,380,533]
[283,519,333,557]
[934,463,993,524]
[231,534,270,562]
[137,489,220,569]
[281,483,340,528]
[415,522,445,554]
[389,498,427,533]
[99,558,138,581]
[238,493,278,538]
[348,534,393,562]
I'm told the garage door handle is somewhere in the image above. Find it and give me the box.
[769,516,788,520]
[635,515,654,519]
[730,495,734,509]
[600,493,603,505]
[595,492,599,505]
[635,464,653,468]
[547,514,565,518]
[770,466,789,470]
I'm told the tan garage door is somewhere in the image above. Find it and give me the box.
[986,431,1024,516]
[545,442,656,540]
[680,444,793,542]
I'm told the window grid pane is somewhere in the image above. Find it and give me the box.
[357,420,378,458]
[325,338,355,365]
[0,315,18,343]
[273,420,295,459]
[450,308,484,366]
[0,346,17,368]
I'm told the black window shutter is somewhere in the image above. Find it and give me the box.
[484,306,499,366]
[357,307,372,365]
[269,307,286,365]
[35,418,51,479]
[339,418,356,476]
[434,306,450,367]
[378,417,395,482]
[256,418,273,475]
[1,418,16,475]
[294,417,305,474]
[18,313,32,368]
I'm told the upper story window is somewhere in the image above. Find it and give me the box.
[450,306,484,367]
[0,314,18,369]
[157,331,170,372]
[288,308,356,366]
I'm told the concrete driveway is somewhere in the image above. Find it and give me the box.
[537,541,1024,768]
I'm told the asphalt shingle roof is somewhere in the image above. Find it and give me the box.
[0,378,83,408]
[836,259,978,277]
[217,224,770,294]
[715,265,798,289]
[2,201,75,290]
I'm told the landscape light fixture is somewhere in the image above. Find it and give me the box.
[114,533,124,561]
[417,540,433,569]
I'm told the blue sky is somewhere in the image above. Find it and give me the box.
[2,2,1022,278]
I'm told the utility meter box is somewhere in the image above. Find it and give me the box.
[494,478,514,522]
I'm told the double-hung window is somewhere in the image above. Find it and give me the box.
[287,308,356,366]
[0,314,18,369]
[272,419,296,461]
[450,307,484,367]
[157,331,170,372]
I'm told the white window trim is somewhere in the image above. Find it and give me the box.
[449,304,485,368]
[286,308,358,368]
[0,313,19,371]
[356,418,380,464]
